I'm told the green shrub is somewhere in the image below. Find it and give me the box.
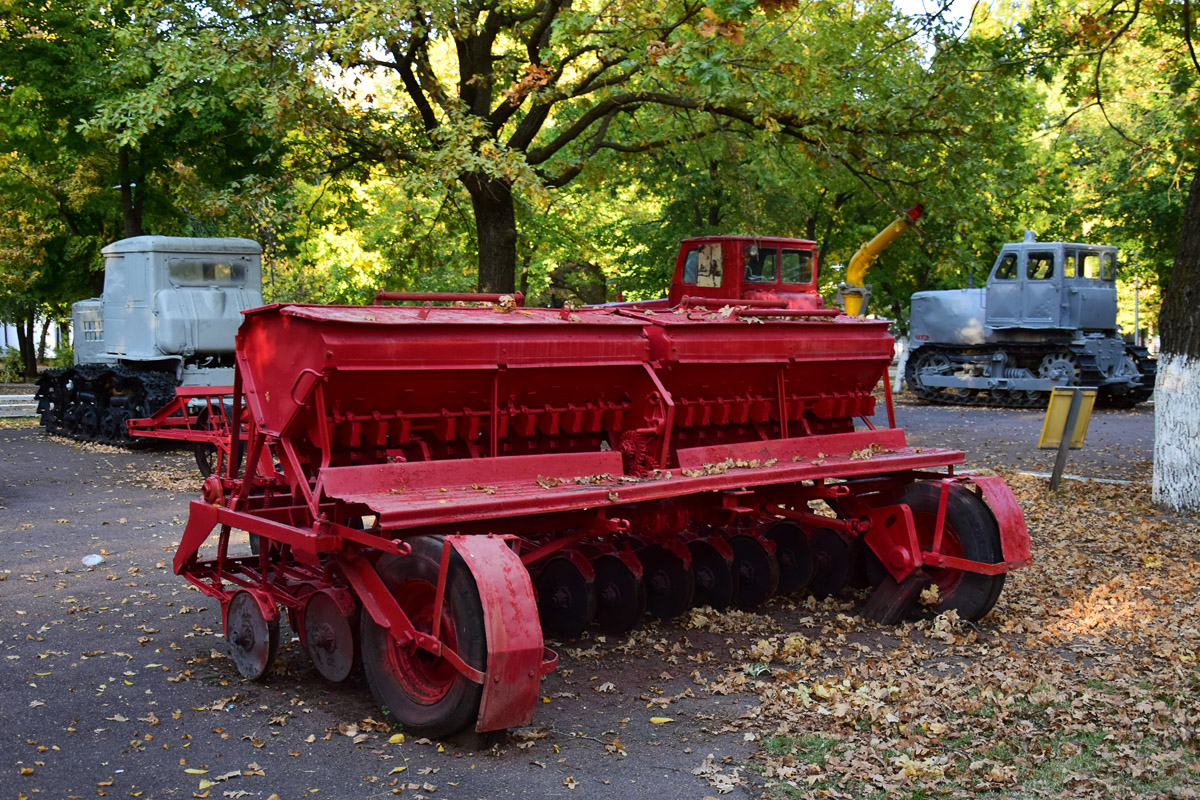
[49,343,74,369]
[1,347,23,382]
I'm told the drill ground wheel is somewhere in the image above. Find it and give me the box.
[766,522,814,593]
[360,537,486,739]
[730,535,780,608]
[302,591,359,683]
[225,591,281,680]
[809,527,852,599]
[536,556,596,639]
[892,481,1005,621]
[638,544,695,620]
[688,540,735,610]
[593,554,646,634]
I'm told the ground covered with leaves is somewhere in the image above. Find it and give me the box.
[4,419,1195,799]
[705,472,1200,799]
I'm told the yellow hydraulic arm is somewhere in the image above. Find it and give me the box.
[838,204,924,317]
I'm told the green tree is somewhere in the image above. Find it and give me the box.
[1016,0,1200,510]
[100,0,1042,295]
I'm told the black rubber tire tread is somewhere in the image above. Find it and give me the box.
[360,536,486,739]
[892,481,1006,621]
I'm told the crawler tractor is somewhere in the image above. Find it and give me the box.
[35,236,262,445]
[906,232,1155,406]
[174,232,1031,738]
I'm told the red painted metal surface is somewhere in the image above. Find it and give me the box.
[445,535,549,732]
[128,386,238,446]
[172,257,1032,737]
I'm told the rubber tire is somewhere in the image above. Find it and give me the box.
[360,537,486,739]
[892,481,1005,621]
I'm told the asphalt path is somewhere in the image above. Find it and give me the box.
[881,399,1154,483]
[0,401,1154,799]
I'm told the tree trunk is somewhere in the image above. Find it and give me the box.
[118,146,144,238]
[14,312,37,379]
[37,317,51,362]
[462,173,518,294]
[1153,160,1200,511]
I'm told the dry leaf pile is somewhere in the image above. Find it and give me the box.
[722,473,1200,799]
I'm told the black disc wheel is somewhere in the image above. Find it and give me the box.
[593,554,646,634]
[638,544,695,620]
[893,482,1005,621]
[360,537,486,739]
[303,591,359,683]
[688,540,735,610]
[225,591,280,680]
[536,556,596,639]
[195,442,220,478]
[193,409,222,477]
[809,528,851,599]
[767,522,814,593]
[730,536,779,608]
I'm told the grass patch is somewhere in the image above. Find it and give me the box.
[763,733,839,764]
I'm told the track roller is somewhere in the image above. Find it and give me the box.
[687,538,735,610]
[535,554,596,638]
[809,527,851,599]
[638,543,695,620]
[766,521,814,593]
[225,591,280,680]
[729,534,779,608]
[592,551,646,633]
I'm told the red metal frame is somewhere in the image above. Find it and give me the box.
[128,385,245,476]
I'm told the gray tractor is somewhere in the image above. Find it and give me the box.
[36,236,263,443]
[905,232,1154,407]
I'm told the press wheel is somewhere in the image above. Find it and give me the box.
[225,591,280,680]
[536,556,596,639]
[688,540,735,610]
[593,554,646,634]
[638,544,694,620]
[360,537,486,739]
[767,522,814,593]
[809,527,851,599]
[303,591,359,682]
[892,481,1006,621]
[730,535,779,608]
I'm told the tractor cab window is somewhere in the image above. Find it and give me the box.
[1026,252,1055,280]
[993,253,1018,280]
[169,259,248,286]
[743,246,777,283]
[781,249,813,283]
[1078,252,1103,280]
[682,244,724,288]
[1101,252,1116,280]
